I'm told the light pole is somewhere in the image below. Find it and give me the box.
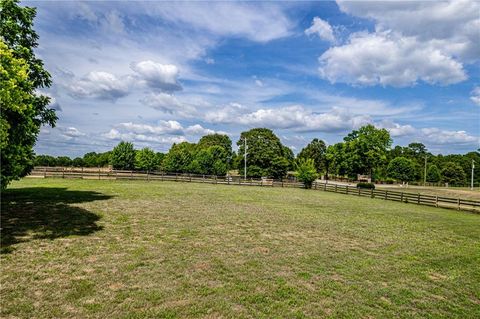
[424,155,427,186]
[472,159,475,190]
[244,137,248,181]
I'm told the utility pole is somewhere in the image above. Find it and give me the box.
[472,159,475,190]
[424,155,427,186]
[244,137,247,181]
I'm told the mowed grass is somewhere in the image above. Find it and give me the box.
[374,184,480,200]
[1,179,480,318]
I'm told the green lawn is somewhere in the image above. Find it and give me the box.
[1,178,480,318]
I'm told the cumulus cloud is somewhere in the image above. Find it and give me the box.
[102,121,224,145]
[471,87,480,106]
[319,31,466,87]
[68,71,131,100]
[378,120,416,137]
[116,121,184,135]
[337,0,480,62]
[131,60,182,92]
[103,128,187,145]
[420,128,478,145]
[318,0,479,87]
[305,17,335,42]
[55,126,86,140]
[207,105,371,133]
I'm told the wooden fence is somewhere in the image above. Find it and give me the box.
[28,167,480,213]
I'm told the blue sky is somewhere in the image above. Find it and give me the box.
[30,0,480,157]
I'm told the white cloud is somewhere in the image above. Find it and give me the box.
[305,17,335,42]
[208,105,371,133]
[204,102,246,123]
[150,2,293,42]
[184,124,215,136]
[131,60,182,91]
[470,87,480,106]
[103,121,224,145]
[140,93,198,117]
[420,128,478,145]
[68,71,131,100]
[320,0,479,87]
[379,120,416,137]
[337,0,480,62]
[319,31,466,87]
[116,121,184,135]
[103,128,187,145]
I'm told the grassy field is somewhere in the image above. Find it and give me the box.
[374,184,480,200]
[1,178,480,318]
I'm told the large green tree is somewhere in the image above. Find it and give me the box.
[135,147,160,171]
[387,157,416,183]
[343,125,392,179]
[197,134,232,155]
[110,141,135,170]
[441,162,467,186]
[162,142,196,173]
[237,128,289,178]
[0,0,57,189]
[297,138,327,173]
[426,164,441,183]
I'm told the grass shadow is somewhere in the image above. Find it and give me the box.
[1,187,112,254]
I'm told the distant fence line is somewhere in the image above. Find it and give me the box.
[28,167,480,213]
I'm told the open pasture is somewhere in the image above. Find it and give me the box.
[1,179,480,318]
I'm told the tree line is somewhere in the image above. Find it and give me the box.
[35,125,479,187]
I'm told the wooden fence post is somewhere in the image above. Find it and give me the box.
[417,194,420,204]
[176,173,178,182]
[457,199,460,210]
[371,188,374,198]
[385,190,388,200]
[324,182,327,191]
[435,196,438,207]
[62,167,65,179]
[335,184,337,192]
[401,192,404,202]
[346,185,349,195]
[358,187,360,196]
[147,171,150,181]
[189,173,192,182]
[99,168,101,180]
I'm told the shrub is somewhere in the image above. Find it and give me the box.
[295,158,318,189]
[356,182,375,189]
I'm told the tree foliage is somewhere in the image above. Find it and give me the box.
[110,141,135,170]
[297,138,327,173]
[162,142,196,173]
[295,158,318,189]
[387,157,416,182]
[441,162,467,186]
[0,0,57,189]
[426,164,441,183]
[237,128,289,178]
[343,125,392,178]
[135,147,160,171]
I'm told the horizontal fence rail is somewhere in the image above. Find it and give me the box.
[28,167,480,213]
